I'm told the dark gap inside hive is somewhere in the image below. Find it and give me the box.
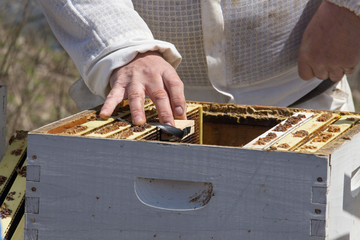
[203,122,273,147]
[202,114,280,147]
[200,103,288,147]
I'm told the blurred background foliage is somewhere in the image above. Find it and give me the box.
[0,0,360,144]
[0,0,79,143]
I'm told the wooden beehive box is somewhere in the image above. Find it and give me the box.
[25,101,360,240]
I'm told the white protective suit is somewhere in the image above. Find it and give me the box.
[38,0,359,111]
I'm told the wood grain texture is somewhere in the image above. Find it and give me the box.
[271,113,339,151]
[326,132,360,239]
[1,161,26,239]
[12,215,24,240]
[26,133,329,240]
[0,85,6,160]
[0,137,26,197]
[297,116,359,153]
[244,112,313,150]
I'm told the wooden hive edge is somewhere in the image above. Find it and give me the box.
[316,120,360,155]
[31,109,97,134]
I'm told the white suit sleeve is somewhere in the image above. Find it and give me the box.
[327,0,360,16]
[38,0,182,99]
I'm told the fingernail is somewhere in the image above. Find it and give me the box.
[174,106,183,116]
[99,111,109,119]
[133,116,143,125]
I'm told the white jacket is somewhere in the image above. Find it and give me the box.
[39,0,358,111]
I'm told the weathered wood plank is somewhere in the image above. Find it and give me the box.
[71,117,117,136]
[26,134,329,240]
[327,132,360,239]
[12,215,24,240]
[186,104,203,144]
[1,161,26,239]
[85,122,131,138]
[0,85,6,160]
[244,112,314,150]
[271,113,340,151]
[297,116,359,153]
[0,134,26,197]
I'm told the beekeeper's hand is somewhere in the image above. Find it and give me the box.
[298,0,360,82]
[99,51,187,125]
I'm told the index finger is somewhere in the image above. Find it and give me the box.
[162,69,187,120]
[99,81,126,119]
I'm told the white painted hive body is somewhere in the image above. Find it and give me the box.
[25,102,360,240]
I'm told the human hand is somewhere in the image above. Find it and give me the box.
[298,0,360,82]
[99,51,186,125]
